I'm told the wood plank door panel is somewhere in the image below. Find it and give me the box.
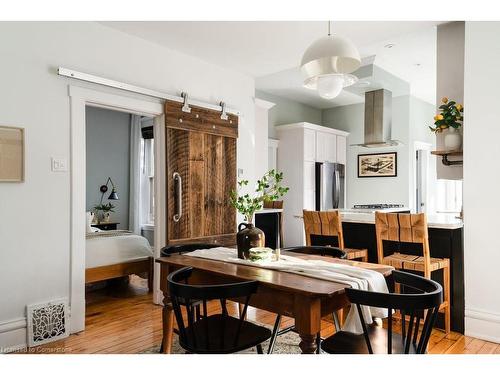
[166,100,238,246]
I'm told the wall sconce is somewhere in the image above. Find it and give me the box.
[99,177,119,204]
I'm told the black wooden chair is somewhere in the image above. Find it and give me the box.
[168,266,272,354]
[267,246,347,354]
[320,270,443,354]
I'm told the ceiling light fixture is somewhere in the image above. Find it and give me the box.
[301,21,361,100]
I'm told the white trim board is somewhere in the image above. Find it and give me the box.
[69,85,164,333]
[276,122,350,137]
[0,317,27,353]
[465,308,500,344]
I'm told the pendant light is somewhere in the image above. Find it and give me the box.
[301,21,361,99]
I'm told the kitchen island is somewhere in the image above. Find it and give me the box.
[340,211,464,333]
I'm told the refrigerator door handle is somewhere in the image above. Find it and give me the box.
[333,168,340,208]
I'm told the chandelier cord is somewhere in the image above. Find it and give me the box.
[328,20,331,36]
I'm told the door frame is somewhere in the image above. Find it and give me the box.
[68,86,164,333]
[412,141,432,213]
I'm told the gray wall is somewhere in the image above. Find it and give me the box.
[322,96,411,209]
[256,90,322,138]
[86,106,131,229]
[436,21,464,180]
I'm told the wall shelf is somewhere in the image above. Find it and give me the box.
[431,150,463,166]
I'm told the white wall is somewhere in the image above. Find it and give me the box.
[0,21,255,350]
[463,21,500,343]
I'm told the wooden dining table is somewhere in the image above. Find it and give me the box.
[156,251,393,354]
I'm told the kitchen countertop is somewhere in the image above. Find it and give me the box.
[339,210,463,229]
[254,208,283,214]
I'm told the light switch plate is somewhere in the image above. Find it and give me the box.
[237,168,244,178]
[51,158,68,172]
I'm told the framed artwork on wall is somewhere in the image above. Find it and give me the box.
[0,125,25,182]
[358,152,397,178]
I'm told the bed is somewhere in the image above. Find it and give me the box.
[85,230,154,290]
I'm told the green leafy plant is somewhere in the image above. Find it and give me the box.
[229,169,289,223]
[429,97,463,133]
[93,202,116,213]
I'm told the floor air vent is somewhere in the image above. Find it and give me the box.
[27,298,69,346]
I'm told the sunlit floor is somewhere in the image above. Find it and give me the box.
[27,276,500,354]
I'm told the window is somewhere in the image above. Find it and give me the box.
[435,179,462,214]
[140,137,155,224]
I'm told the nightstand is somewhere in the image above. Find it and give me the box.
[91,222,119,231]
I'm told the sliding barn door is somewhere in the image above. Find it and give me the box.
[165,100,238,246]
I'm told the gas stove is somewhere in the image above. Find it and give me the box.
[353,204,405,209]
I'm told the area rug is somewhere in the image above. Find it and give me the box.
[141,331,303,354]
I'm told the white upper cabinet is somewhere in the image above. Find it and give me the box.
[316,131,337,163]
[303,128,316,162]
[336,135,347,165]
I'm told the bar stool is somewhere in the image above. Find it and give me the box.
[375,212,451,333]
[303,210,369,262]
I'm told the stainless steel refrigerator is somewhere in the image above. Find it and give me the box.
[315,162,345,210]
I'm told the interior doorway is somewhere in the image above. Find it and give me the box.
[69,86,164,333]
[413,142,432,213]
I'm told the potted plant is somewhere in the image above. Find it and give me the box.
[429,97,464,150]
[229,170,289,259]
[93,202,116,223]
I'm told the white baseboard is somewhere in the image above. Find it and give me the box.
[0,317,27,353]
[465,307,500,344]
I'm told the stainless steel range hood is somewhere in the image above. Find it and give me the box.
[352,89,402,147]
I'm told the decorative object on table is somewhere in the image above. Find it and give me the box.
[93,176,119,223]
[429,97,463,151]
[93,202,116,224]
[230,169,289,259]
[0,125,24,182]
[301,21,361,99]
[358,152,397,178]
[248,247,274,262]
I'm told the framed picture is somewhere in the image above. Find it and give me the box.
[358,152,397,178]
[0,125,24,182]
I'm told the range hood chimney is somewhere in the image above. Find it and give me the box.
[352,89,402,147]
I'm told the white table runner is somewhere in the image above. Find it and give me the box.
[184,247,393,334]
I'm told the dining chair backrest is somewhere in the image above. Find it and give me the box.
[345,270,443,354]
[167,266,259,353]
[160,243,219,257]
[282,246,347,259]
[375,212,431,277]
[303,210,344,249]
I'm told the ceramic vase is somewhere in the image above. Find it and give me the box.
[236,222,265,260]
[444,127,462,151]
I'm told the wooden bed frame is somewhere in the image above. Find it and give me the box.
[85,257,154,291]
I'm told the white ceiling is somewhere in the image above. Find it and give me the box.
[100,21,441,107]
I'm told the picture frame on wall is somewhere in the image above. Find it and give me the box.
[358,152,397,178]
[0,125,25,182]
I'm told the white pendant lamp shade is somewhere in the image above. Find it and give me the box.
[316,75,346,99]
[301,32,361,99]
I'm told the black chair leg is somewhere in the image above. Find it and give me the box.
[159,342,163,353]
[332,311,342,332]
[256,344,264,354]
[316,332,321,354]
[267,314,282,354]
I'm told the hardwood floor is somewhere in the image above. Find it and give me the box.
[32,276,500,354]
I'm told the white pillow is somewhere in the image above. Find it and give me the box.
[86,212,94,233]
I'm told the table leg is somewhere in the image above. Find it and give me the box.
[294,295,321,354]
[161,293,174,354]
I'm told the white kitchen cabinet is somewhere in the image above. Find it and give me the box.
[336,135,347,165]
[316,131,337,163]
[303,129,316,162]
[276,122,349,247]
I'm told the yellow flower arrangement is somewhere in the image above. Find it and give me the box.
[429,97,463,133]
